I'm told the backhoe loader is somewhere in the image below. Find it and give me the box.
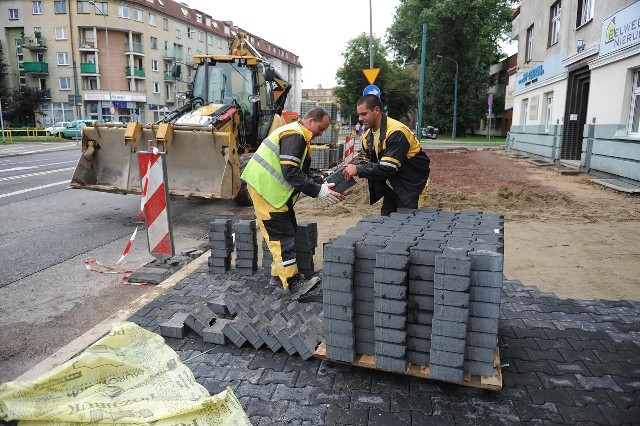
[70,32,291,206]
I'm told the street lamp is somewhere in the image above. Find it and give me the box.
[437,55,458,140]
[89,1,113,120]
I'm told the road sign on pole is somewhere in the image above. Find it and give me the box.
[363,85,381,97]
[362,68,380,85]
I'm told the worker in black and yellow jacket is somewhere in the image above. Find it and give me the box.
[241,107,345,299]
[343,94,430,216]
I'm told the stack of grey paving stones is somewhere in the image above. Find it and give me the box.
[208,219,233,274]
[296,221,318,278]
[234,220,258,276]
[261,239,273,277]
[321,207,505,383]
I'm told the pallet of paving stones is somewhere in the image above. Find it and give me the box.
[314,207,505,391]
[314,341,502,390]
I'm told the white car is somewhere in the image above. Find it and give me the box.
[45,121,69,136]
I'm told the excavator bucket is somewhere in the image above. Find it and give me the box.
[70,122,241,199]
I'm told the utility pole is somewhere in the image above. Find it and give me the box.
[417,24,428,137]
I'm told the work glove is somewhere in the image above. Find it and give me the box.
[318,182,340,205]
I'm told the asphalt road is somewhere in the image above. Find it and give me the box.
[0,143,253,382]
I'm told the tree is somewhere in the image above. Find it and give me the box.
[333,34,417,125]
[387,0,515,136]
[2,87,47,127]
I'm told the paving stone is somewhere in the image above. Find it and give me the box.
[159,311,190,338]
[368,408,411,426]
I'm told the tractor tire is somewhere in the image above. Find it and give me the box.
[233,153,253,207]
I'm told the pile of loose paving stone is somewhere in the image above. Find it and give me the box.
[160,218,324,360]
[322,207,505,383]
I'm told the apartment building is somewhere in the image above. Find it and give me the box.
[0,0,302,125]
[510,0,640,186]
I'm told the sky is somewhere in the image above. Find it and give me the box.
[186,0,401,89]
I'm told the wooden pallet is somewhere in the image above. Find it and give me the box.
[314,342,502,391]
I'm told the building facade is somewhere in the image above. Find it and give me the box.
[510,0,640,185]
[0,0,302,126]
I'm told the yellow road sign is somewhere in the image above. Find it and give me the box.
[362,68,380,85]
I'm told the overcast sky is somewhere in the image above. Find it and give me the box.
[186,0,401,89]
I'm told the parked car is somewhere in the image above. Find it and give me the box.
[421,126,438,140]
[44,121,69,136]
[56,119,96,139]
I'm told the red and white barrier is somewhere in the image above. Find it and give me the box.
[343,135,355,165]
[138,150,174,259]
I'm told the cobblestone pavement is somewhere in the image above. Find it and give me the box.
[123,267,640,426]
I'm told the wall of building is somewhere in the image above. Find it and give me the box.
[509,0,640,185]
[0,0,303,125]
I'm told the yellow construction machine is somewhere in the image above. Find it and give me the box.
[70,32,291,206]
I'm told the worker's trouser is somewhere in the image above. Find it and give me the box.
[248,185,298,289]
[380,179,429,216]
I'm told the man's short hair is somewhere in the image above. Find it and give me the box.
[304,107,330,122]
[357,94,382,111]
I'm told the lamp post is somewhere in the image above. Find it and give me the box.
[437,55,458,140]
[89,1,112,120]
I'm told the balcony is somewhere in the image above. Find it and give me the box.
[23,37,47,50]
[79,39,97,51]
[125,42,144,55]
[23,62,49,74]
[125,67,145,77]
[163,49,183,61]
[41,89,51,99]
[164,72,176,81]
[80,63,97,74]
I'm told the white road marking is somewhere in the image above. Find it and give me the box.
[0,167,75,182]
[0,166,39,173]
[0,180,69,199]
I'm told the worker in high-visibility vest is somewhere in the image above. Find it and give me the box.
[241,107,345,299]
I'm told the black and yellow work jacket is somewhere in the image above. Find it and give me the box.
[357,115,430,205]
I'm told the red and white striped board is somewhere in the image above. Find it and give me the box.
[343,135,355,165]
[138,151,174,260]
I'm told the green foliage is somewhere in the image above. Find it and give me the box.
[387,0,515,136]
[1,87,47,127]
[333,34,417,124]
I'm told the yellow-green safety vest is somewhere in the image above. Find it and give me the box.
[241,121,309,208]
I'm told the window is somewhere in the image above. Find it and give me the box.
[77,1,90,14]
[206,17,211,27]
[196,14,202,23]
[525,25,534,62]
[521,98,529,125]
[207,34,213,46]
[548,1,561,47]
[55,27,68,40]
[175,29,181,39]
[544,92,553,131]
[54,0,67,13]
[9,9,19,19]
[198,31,204,43]
[59,77,71,90]
[133,9,143,22]
[57,52,70,65]
[32,1,42,14]
[94,2,107,14]
[118,6,130,19]
[165,84,172,101]
[153,82,160,93]
[577,0,594,27]
[150,36,158,49]
[163,18,169,30]
[149,13,156,26]
[628,70,640,134]
[187,27,194,39]
[151,59,159,71]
